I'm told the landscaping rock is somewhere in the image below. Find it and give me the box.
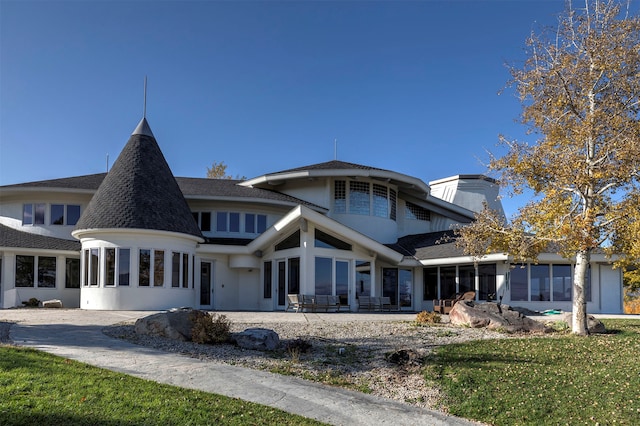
[560,312,607,334]
[233,328,280,351]
[40,299,63,308]
[450,301,550,333]
[135,308,207,341]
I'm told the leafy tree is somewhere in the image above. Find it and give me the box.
[206,161,246,180]
[456,0,640,335]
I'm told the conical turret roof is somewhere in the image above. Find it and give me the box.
[74,117,202,239]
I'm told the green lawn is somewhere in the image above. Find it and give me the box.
[0,346,324,426]
[424,319,640,425]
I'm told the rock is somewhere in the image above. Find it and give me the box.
[40,299,63,308]
[135,308,207,341]
[450,301,549,333]
[385,348,424,366]
[560,313,607,334]
[233,328,280,351]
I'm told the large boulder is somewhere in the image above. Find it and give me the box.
[135,308,207,341]
[233,328,280,351]
[450,301,549,333]
[560,312,607,334]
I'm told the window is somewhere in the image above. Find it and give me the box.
[229,212,240,232]
[315,257,332,295]
[65,258,80,288]
[275,230,300,251]
[15,255,56,288]
[51,204,65,225]
[201,212,211,232]
[154,250,165,287]
[423,267,438,300]
[22,203,46,225]
[405,202,431,221]
[90,248,99,286]
[440,266,457,298]
[459,265,475,294]
[390,189,397,221]
[245,214,255,233]
[510,265,529,301]
[139,249,150,286]
[314,229,352,250]
[349,181,370,215]
[22,204,33,225]
[216,212,227,232]
[356,261,371,298]
[263,261,272,298]
[67,205,81,225]
[373,184,389,218]
[119,249,130,286]
[105,248,116,286]
[15,255,35,287]
[478,264,497,301]
[334,180,346,213]
[288,257,300,295]
[531,264,550,301]
[245,214,268,234]
[257,214,267,233]
[50,204,81,226]
[336,260,349,305]
[553,264,572,301]
[182,253,189,288]
[83,250,89,287]
[38,257,56,288]
[172,252,181,287]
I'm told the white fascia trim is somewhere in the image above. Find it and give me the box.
[185,196,328,213]
[71,228,204,243]
[241,169,430,195]
[247,205,405,263]
[0,247,80,256]
[420,253,509,266]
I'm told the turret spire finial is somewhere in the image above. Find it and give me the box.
[143,76,148,118]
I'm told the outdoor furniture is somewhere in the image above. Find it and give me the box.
[286,294,302,312]
[433,291,476,314]
[380,296,392,312]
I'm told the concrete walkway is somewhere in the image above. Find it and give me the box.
[2,309,480,426]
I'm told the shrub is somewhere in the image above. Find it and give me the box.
[191,312,231,344]
[22,298,40,307]
[415,310,441,325]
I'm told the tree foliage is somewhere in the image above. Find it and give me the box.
[456,0,640,335]
[206,161,246,180]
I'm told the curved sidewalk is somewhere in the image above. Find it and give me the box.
[3,309,479,426]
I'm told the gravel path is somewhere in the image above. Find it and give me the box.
[103,318,510,409]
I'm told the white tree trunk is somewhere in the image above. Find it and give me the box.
[572,250,589,335]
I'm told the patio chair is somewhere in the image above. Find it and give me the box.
[286,294,302,312]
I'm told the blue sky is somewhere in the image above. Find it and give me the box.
[1,0,567,216]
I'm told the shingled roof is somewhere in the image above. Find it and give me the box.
[0,224,81,251]
[74,118,202,239]
[387,230,464,260]
[273,160,393,174]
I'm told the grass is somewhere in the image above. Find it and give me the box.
[0,345,324,426]
[424,319,640,425]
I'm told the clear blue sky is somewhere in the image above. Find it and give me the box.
[1,0,567,216]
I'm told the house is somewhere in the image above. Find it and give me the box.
[0,116,624,313]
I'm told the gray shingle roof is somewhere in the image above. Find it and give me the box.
[0,224,81,251]
[272,160,392,174]
[74,119,202,238]
[0,174,106,191]
[388,230,464,260]
[175,177,323,208]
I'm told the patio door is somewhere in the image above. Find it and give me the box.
[276,257,300,310]
[200,261,213,309]
[382,268,413,310]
